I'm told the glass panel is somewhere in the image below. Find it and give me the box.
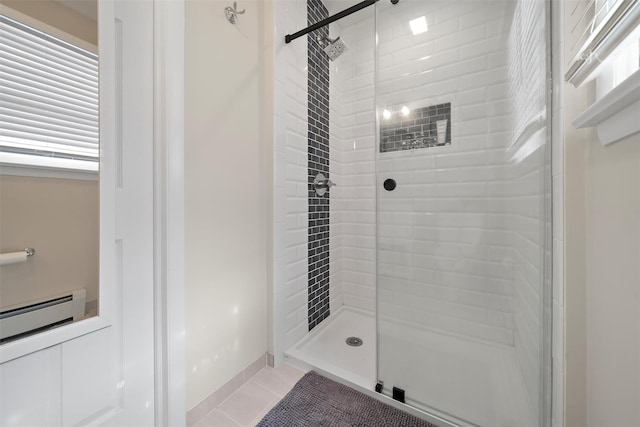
[375,0,551,425]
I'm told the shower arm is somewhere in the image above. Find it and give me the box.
[285,0,379,44]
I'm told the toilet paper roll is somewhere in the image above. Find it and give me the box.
[0,251,28,266]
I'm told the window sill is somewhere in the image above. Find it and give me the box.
[573,69,640,146]
[0,163,99,181]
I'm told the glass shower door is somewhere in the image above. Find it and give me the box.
[375,0,552,426]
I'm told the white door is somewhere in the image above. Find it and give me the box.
[0,1,157,425]
[98,0,156,424]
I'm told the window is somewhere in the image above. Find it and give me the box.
[565,0,639,87]
[0,14,99,172]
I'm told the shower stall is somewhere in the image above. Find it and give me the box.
[273,0,552,425]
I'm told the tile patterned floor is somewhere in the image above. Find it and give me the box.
[194,363,307,427]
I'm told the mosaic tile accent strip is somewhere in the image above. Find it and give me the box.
[380,103,452,153]
[307,0,330,331]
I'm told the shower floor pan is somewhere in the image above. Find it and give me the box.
[285,307,536,427]
[285,307,377,389]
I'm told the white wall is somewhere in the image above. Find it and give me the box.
[185,0,269,410]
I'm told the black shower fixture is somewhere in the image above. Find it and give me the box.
[285,0,400,44]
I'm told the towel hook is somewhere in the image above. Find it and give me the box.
[225,1,246,24]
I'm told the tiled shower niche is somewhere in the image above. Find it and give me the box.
[380,103,451,153]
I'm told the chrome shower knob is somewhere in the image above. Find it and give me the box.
[314,173,336,196]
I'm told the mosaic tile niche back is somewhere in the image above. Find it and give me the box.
[380,103,452,153]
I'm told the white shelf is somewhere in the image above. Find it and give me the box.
[573,69,640,145]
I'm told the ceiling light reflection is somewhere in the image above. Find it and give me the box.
[410,16,428,35]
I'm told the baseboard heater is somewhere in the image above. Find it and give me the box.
[0,289,86,343]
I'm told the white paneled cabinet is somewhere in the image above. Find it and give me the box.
[0,346,62,426]
[61,328,114,426]
[0,330,114,427]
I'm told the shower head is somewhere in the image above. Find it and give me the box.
[318,36,348,61]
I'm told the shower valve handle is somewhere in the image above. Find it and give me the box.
[314,173,336,196]
[318,179,336,189]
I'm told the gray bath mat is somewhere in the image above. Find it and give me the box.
[256,371,437,427]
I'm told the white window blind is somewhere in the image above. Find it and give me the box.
[0,14,99,171]
[565,0,640,87]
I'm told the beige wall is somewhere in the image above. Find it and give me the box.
[185,0,271,411]
[0,0,97,50]
[584,131,640,426]
[563,12,640,425]
[564,97,640,427]
[0,175,99,309]
[564,79,590,427]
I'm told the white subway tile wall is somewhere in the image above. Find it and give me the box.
[373,0,516,347]
[328,20,346,317]
[329,11,378,316]
[273,0,311,357]
[275,2,552,423]
[508,0,549,422]
[337,0,549,419]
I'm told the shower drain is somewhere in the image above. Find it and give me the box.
[346,337,363,347]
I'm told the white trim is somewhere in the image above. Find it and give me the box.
[0,316,110,363]
[0,152,98,172]
[0,163,98,180]
[573,69,640,145]
[153,1,186,426]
